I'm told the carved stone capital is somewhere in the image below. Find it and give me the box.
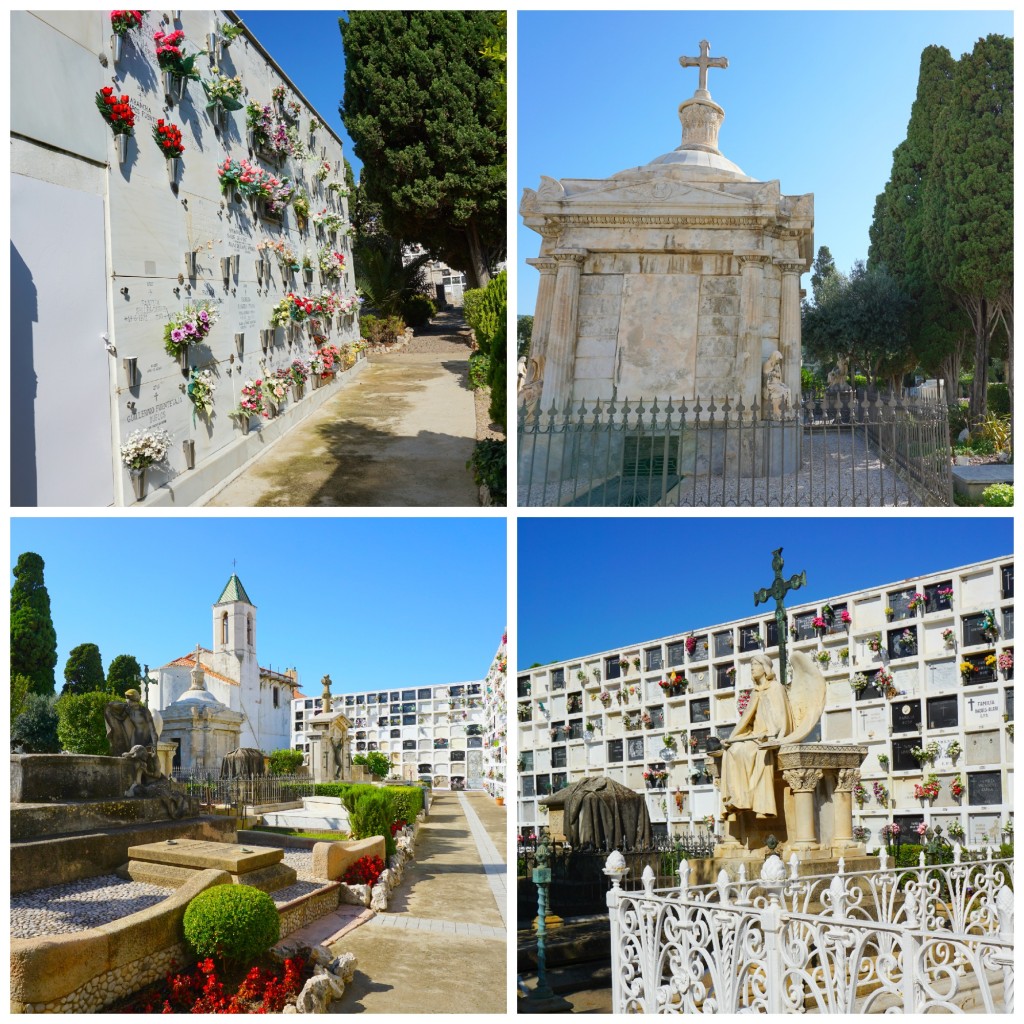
[736,251,772,269]
[835,768,861,793]
[775,260,806,276]
[525,256,558,276]
[539,218,564,244]
[782,767,823,793]
[551,248,587,267]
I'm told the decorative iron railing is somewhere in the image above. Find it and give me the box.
[606,849,1013,1013]
[518,392,952,507]
[170,770,315,808]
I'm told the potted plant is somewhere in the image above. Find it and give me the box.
[95,86,135,164]
[120,428,172,501]
[838,646,850,663]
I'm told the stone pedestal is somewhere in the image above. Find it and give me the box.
[707,741,867,864]
[127,838,296,892]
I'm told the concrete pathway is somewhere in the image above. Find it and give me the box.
[205,312,478,506]
[282,791,507,1014]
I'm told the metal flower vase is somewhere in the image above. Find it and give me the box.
[182,439,196,470]
[122,357,138,387]
[116,133,129,165]
[311,374,321,391]
[167,156,181,188]
[206,31,219,61]
[178,345,190,372]
[239,415,251,435]
[260,328,273,354]
[130,468,147,502]
[232,253,240,277]
[162,70,176,105]
[303,268,314,289]
[185,250,197,277]
[235,332,244,356]
[220,256,231,286]
[112,33,124,64]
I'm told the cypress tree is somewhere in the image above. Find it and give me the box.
[10,552,58,695]
[62,643,106,695]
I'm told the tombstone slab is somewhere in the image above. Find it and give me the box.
[126,838,297,892]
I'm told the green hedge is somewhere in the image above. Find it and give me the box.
[988,382,1011,415]
[56,690,113,756]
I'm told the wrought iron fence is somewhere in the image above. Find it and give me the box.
[170,770,315,808]
[517,833,718,922]
[608,849,1013,1013]
[518,392,952,507]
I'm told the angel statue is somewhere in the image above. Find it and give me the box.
[713,651,826,819]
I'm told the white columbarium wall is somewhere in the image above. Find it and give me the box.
[517,556,1014,849]
[11,10,360,506]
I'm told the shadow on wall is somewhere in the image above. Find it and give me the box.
[11,241,39,506]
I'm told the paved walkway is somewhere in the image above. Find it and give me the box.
[205,311,478,506]
[282,791,506,1014]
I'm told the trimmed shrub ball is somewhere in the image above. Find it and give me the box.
[183,884,280,965]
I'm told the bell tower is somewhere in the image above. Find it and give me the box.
[212,573,256,657]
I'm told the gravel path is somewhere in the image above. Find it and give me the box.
[11,876,173,939]
[11,852,331,938]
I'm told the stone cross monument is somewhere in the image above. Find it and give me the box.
[753,547,807,685]
[520,38,814,474]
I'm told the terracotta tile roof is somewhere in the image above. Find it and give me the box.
[161,648,238,686]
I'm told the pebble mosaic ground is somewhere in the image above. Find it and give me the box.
[10,850,326,939]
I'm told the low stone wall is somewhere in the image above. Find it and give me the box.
[279,883,343,937]
[10,868,228,1013]
[311,836,387,881]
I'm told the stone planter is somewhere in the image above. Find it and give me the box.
[115,133,129,165]
[130,468,147,502]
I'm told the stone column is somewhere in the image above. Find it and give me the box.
[776,261,804,402]
[783,767,823,851]
[736,251,771,407]
[833,768,859,847]
[522,257,558,406]
[539,249,587,411]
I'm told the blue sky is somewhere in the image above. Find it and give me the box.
[517,9,1014,315]
[11,518,505,694]
[518,517,1013,666]
[235,10,361,179]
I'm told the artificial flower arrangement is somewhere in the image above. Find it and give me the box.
[246,102,291,158]
[736,689,752,716]
[216,157,245,195]
[163,301,218,357]
[643,768,669,784]
[325,180,348,196]
[95,86,136,136]
[153,28,201,82]
[936,586,954,605]
[618,657,630,673]
[947,739,962,762]
[684,634,697,655]
[318,247,346,279]
[313,208,345,232]
[852,825,872,844]
[812,615,827,631]
[152,118,185,158]
[867,633,883,653]
[950,774,965,800]
[998,650,1013,673]
[315,160,331,182]
[336,294,359,316]
[815,650,830,665]
[853,781,869,807]
[662,733,677,750]
[111,10,145,36]
[898,628,916,652]
[841,609,852,624]
[947,820,966,842]
[913,773,940,801]
[283,98,302,122]
[284,124,307,160]
[291,188,310,229]
[872,780,889,805]
[186,367,216,418]
[237,378,267,418]
[288,358,310,389]
[907,592,926,612]
[874,667,896,698]
[985,654,998,669]
[120,428,172,471]
[910,740,940,765]
[264,239,300,273]
[263,370,291,408]
[598,690,612,707]
[960,660,976,680]
[202,68,244,114]
[942,628,955,646]
[315,343,342,375]
[877,753,890,771]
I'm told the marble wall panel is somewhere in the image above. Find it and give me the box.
[966,730,999,765]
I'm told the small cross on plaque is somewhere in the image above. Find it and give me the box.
[679,39,729,94]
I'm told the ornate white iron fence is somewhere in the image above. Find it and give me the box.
[605,850,1013,1013]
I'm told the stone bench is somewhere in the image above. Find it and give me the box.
[311,836,387,881]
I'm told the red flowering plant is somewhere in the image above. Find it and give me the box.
[390,818,408,837]
[153,28,201,81]
[153,118,185,158]
[343,855,385,887]
[95,86,136,136]
[110,10,145,35]
[115,954,310,1013]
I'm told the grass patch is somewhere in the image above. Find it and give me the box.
[253,826,349,841]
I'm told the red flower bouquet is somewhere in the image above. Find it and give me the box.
[110,10,145,35]
[95,87,135,135]
[343,855,385,888]
[153,119,185,158]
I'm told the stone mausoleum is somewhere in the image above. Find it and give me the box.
[520,41,813,416]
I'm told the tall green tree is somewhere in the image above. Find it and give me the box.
[340,11,506,289]
[10,552,58,695]
[107,654,142,697]
[56,691,112,756]
[869,45,965,403]
[809,245,842,306]
[62,642,105,696]
[12,693,60,752]
[921,34,1013,422]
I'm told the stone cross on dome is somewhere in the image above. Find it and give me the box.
[679,39,729,96]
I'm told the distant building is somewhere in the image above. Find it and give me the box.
[403,244,468,306]
[148,574,298,770]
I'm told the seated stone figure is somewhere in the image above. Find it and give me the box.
[713,650,827,821]
[761,350,792,416]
